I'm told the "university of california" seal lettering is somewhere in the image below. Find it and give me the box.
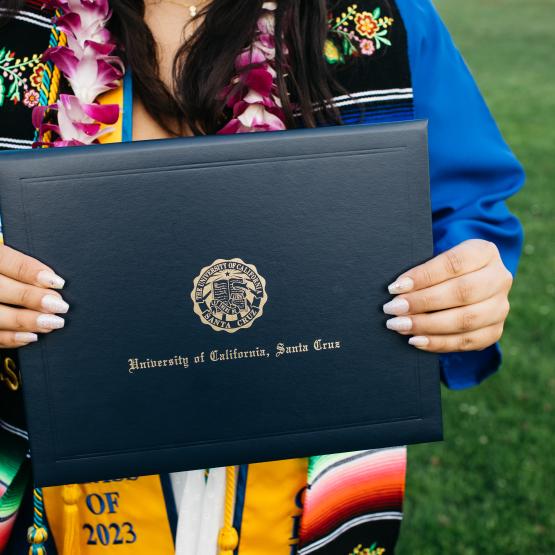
[191,258,268,333]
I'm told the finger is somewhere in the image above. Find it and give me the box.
[407,324,504,353]
[0,305,65,333]
[0,274,69,314]
[0,244,65,289]
[0,331,39,348]
[386,294,510,336]
[388,239,499,294]
[383,264,504,316]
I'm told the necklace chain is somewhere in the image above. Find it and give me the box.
[150,0,199,17]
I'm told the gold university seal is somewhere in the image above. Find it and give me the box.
[191,258,268,333]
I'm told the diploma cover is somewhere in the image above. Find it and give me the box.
[0,121,442,486]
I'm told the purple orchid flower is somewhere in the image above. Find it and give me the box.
[33,94,118,145]
[56,12,112,54]
[219,103,286,134]
[219,1,286,135]
[43,44,123,104]
[35,0,122,147]
[45,0,111,30]
[57,94,118,143]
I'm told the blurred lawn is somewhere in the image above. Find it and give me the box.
[397,1,555,554]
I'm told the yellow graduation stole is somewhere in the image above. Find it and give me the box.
[43,477,175,554]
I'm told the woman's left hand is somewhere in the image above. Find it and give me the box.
[383,239,514,353]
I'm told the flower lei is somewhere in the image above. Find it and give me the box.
[34,0,286,146]
[218,1,286,134]
[34,0,122,147]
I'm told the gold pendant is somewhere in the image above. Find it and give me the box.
[190,5,197,17]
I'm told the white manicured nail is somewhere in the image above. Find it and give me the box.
[388,277,414,294]
[41,294,69,314]
[37,270,65,290]
[383,297,410,315]
[37,314,65,330]
[386,316,413,332]
[409,336,430,347]
[15,332,38,343]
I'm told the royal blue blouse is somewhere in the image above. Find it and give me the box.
[397,0,524,388]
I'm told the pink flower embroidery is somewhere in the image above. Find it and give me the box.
[24,89,40,107]
[359,39,375,56]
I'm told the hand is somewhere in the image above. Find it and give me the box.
[383,239,514,353]
[0,244,69,348]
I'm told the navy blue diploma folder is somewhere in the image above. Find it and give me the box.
[0,121,442,487]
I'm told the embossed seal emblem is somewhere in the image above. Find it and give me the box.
[191,258,268,333]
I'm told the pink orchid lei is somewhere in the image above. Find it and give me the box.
[218,1,287,134]
[34,0,286,145]
[33,0,122,147]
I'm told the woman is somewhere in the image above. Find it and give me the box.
[0,0,523,554]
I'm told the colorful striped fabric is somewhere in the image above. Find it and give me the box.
[0,429,29,553]
[299,448,407,555]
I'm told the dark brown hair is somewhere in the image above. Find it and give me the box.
[1,0,341,135]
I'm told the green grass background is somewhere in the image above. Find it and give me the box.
[397,1,555,553]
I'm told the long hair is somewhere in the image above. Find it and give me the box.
[1,0,340,135]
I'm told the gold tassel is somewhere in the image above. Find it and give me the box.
[27,525,48,555]
[217,467,239,555]
[61,484,82,555]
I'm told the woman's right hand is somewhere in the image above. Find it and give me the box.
[0,244,69,348]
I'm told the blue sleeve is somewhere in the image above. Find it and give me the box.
[396,0,525,389]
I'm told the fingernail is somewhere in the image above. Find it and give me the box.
[36,314,65,330]
[388,277,414,294]
[41,294,69,314]
[37,270,65,290]
[409,336,430,347]
[383,297,410,315]
[15,332,38,343]
[386,316,413,332]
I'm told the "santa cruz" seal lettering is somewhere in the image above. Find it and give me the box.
[191,258,268,333]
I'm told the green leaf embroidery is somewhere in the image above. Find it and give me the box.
[373,7,381,19]
[7,79,18,99]
[375,30,392,47]
[342,36,356,56]
[342,37,349,55]
[0,75,5,107]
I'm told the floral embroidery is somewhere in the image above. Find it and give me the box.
[349,543,386,555]
[325,3,395,64]
[355,11,380,39]
[0,47,43,107]
[360,38,375,55]
[30,63,46,89]
[23,89,40,107]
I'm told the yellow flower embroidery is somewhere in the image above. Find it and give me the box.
[355,11,380,39]
[325,3,395,65]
